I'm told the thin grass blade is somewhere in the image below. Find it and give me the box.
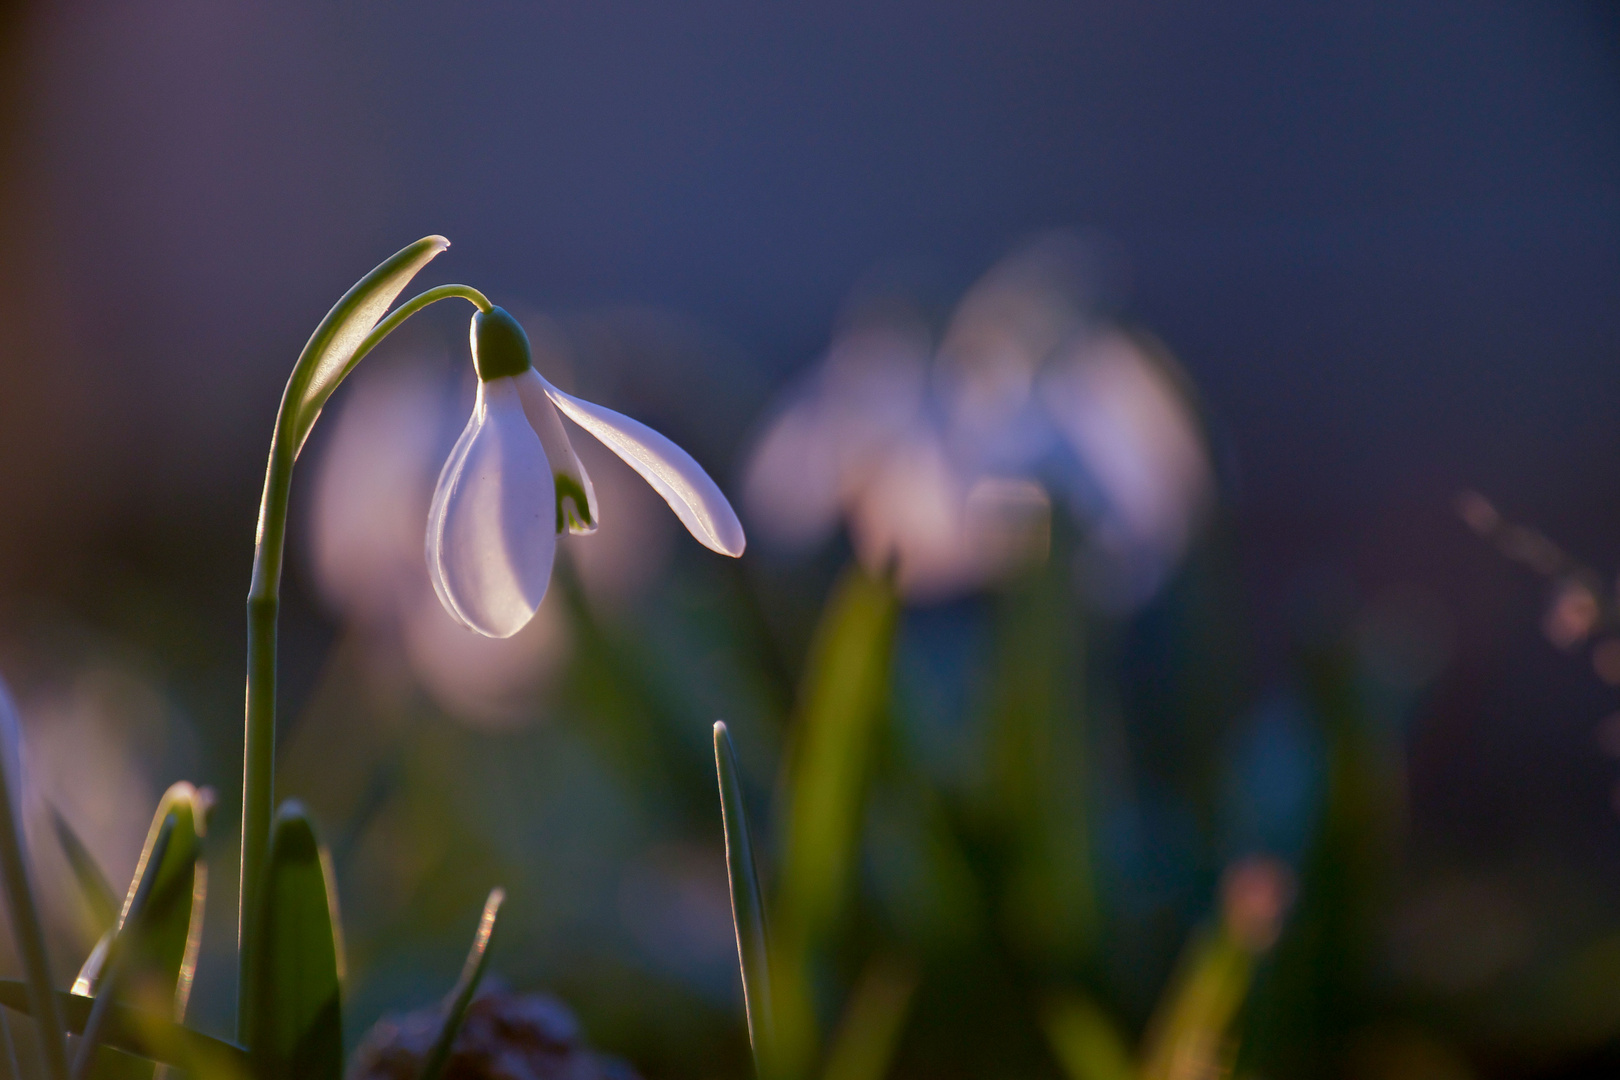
[416,887,504,1080]
[714,722,773,1073]
[0,680,68,1080]
[819,959,916,1080]
[76,785,211,1021]
[0,983,248,1075]
[773,568,899,1078]
[1041,991,1135,1080]
[49,807,119,938]
[71,817,176,1080]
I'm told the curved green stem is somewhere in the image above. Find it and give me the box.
[238,283,487,1041]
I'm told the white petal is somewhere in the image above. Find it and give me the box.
[514,368,599,534]
[537,376,746,557]
[425,377,557,638]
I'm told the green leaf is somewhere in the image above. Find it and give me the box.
[773,567,900,1078]
[417,887,504,1080]
[72,815,177,1080]
[713,722,773,1073]
[1041,991,1135,1080]
[0,678,69,1080]
[49,804,119,938]
[286,235,449,451]
[76,784,212,1023]
[819,960,916,1080]
[983,536,1094,964]
[1138,932,1253,1080]
[0,982,249,1076]
[242,802,343,1080]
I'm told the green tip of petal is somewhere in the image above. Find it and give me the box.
[471,307,534,382]
[555,474,596,534]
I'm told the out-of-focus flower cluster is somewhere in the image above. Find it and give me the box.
[744,235,1213,607]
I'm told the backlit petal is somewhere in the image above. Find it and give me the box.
[538,376,746,557]
[425,377,557,638]
[514,368,599,534]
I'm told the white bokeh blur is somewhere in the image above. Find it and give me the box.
[745,236,1214,607]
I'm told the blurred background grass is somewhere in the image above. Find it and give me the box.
[0,2,1618,1078]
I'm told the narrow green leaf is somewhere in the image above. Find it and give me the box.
[1,1008,20,1080]
[713,722,773,1073]
[242,803,343,1080]
[774,567,899,1078]
[416,887,505,1080]
[49,806,119,937]
[287,235,450,450]
[0,683,69,1080]
[1138,932,1253,1080]
[76,784,212,1026]
[1041,991,1135,1080]
[819,960,916,1080]
[984,535,1094,964]
[72,817,177,1080]
[0,983,249,1075]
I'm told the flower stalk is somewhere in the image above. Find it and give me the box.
[238,237,488,1042]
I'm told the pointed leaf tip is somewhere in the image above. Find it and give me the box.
[244,803,343,1080]
[290,236,452,449]
[713,722,773,1068]
[418,887,506,1080]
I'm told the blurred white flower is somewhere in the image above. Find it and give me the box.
[427,307,744,638]
[745,237,1213,606]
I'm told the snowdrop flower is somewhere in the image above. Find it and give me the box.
[427,306,745,637]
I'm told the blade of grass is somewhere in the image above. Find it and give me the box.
[49,807,119,938]
[77,785,212,1022]
[714,722,773,1074]
[819,959,916,1080]
[1138,933,1254,1080]
[774,567,899,1079]
[984,531,1094,964]
[1041,991,1135,1080]
[0,1010,18,1080]
[0,683,68,1080]
[71,817,177,1080]
[0,983,249,1074]
[416,887,504,1080]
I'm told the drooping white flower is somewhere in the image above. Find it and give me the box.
[427,306,745,638]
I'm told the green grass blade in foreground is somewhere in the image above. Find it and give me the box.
[242,803,343,1080]
[1041,992,1135,1080]
[417,887,505,1080]
[0,687,68,1080]
[0,982,248,1076]
[71,815,176,1080]
[1138,930,1253,1080]
[76,784,211,1018]
[985,536,1094,964]
[819,959,916,1080]
[49,806,119,937]
[774,567,899,1077]
[714,722,773,1072]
